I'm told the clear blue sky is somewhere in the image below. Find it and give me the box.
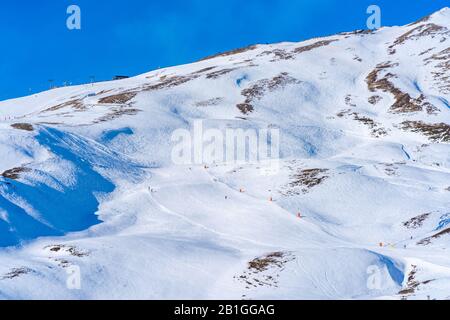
[0,0,448,101]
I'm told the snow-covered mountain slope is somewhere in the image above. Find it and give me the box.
[0,8,449,300]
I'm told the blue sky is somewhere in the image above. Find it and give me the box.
[0,0,448,101]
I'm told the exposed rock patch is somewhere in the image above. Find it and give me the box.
[200,45,258,61]
[236,72,301,114]
[94,106,141,123]
[45,245,90,257]
[403,213,431,229]
[235,252,294,293]
[1,167,31,180]
[417,228,450,246]
[42,99,84,113]
[389,24,448,54]
[293,39,338,54]
[399,265,433,297]
[98,92,137,105]
[366,62,438,114]
[337,109,388,137]
[258,49,294,61]
[424,47,450,94]
[195,97,224,107]
[400,121,450,142]
[11,123,34,131]
[1,267,34,280]
[368,95,382,105]
[206,68,240,79]
[282,168,329,196]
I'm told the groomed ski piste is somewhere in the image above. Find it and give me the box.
[0,8,449,300]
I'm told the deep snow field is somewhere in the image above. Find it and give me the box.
[0,8,449,300]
